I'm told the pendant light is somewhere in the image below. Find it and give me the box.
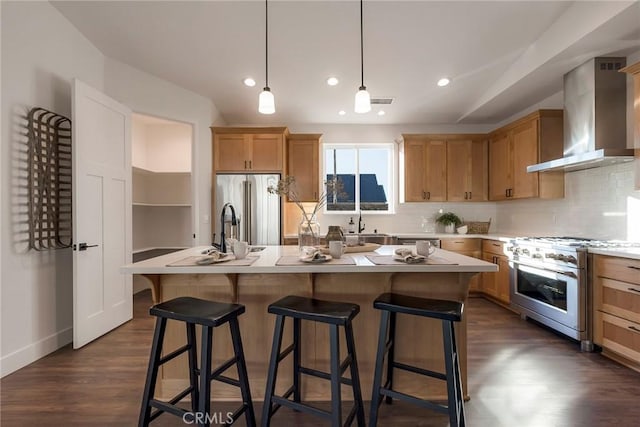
[354,0,371,113]
[259,0,275,114]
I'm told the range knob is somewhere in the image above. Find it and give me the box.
[522,248,530,255]
[545,253,556,259]
[532,253,543,259]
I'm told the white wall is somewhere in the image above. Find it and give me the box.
[1,1,105,377]
[1,1,221,377]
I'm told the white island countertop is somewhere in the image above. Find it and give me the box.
[121,245,498,275]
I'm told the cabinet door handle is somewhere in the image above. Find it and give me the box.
[464,192,468,200]
[426,192,431,200]
[627,265,640,271]
[314,191,317,199]
[469,191,472,199]
[505,189,509,197]
[249,160,252,169]
[629,326,640,334]
[627,287,640,294]
[244,160,247,169]
[422,191,426,200]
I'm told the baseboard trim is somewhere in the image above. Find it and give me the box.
[1,327,73,378]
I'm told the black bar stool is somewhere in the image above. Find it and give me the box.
[261,295,366,427]
[369,293,465,427]
[138,296,256,427]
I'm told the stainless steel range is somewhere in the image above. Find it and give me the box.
[508,237,640,352]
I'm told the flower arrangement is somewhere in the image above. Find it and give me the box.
[268,176,344,245]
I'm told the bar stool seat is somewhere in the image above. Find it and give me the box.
[261,295,366,427]
[139,297,256,427]
[369,292,465,427]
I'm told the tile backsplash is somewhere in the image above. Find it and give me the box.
[495,162,639,240]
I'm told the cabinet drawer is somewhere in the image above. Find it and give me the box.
[598,278,640,324]
[441,238,481,252]
[482,239,505,255]
[598,312,640,363]
[595,255,640,285]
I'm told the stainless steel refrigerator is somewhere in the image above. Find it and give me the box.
[214,174,281,246]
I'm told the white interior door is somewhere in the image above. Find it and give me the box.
[72,79,132,349]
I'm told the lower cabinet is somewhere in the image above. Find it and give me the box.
[481,239,510,305]
[593,254,640,372]
[441,238,482,292]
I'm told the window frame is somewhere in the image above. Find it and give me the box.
[322,143,396,215]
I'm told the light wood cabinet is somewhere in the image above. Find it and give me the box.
[488,110,564,201]
[441,238,482,292]
[621,62,640,189]
[594,254,640,372]
[287,134,320,202]
[403,136,447,202]
[447,137,488,201]
[481,239,510,304]
[212,127,287,173]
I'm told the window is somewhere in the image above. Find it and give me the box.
[323,144,394,213]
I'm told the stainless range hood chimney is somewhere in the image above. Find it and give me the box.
[528,57,634,173]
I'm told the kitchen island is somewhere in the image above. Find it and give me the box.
[122,245,497,402]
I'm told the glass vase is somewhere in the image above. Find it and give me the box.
[298,215,320,252]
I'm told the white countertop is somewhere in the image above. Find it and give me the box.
[121,245,498,275]
[587,247,640,260]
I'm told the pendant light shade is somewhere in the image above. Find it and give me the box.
[259,0,275,114]
[355,86,371,113]
[355,0,370,114]
[259,87,275,115]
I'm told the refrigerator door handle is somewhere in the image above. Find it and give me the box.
[247,180,253,244]
[242,180,249,243]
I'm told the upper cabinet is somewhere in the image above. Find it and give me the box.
[447,137,488,202]
[403,134,487,202]
[621,61,640,190]
[212,127,287,173]
[286,133,321,202]
[488,110,564,201]
[403,136,447,202]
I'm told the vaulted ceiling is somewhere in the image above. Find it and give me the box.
[52,1,640,126]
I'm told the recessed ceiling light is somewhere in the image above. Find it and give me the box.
[378,110,386,116]
[437,78,450,87]
[243,77,256,87]
[327,77,339,86]
[338,110,346,116]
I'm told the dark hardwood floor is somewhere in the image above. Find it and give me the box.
[2,290,640,426]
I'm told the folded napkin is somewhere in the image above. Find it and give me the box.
[393,248,426,264]
[299,246,329,262]
[199,248,229,261]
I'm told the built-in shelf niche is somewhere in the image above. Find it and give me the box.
[132,166,192,206]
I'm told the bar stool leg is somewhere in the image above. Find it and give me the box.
[261,315,286,427]
[329,324,342,427]
[384,312,396,405]
[138,317,167,427]
[229,317,256,427]
[442,320,463,427]
[369,310,389,427]
[186,323,199,413]
[293,318,302,404]
[198,325,213,427]
[450,321,466,427]
[345,322,366,427]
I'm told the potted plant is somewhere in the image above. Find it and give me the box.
[436,212,462,234]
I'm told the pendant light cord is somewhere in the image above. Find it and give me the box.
[265,0,269,88]
[360,0,364,89]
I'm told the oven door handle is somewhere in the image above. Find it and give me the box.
[512,260,577,279]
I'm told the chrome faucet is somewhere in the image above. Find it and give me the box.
[219,203,237,252]
[358,212,365,233]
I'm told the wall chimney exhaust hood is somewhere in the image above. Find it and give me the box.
[527,57,634,173]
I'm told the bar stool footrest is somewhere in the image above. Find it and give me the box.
[298,366,353,386]
[271,396,332,420]
[149,398,190,419]
[379,388,448,414]
[393,361,447,381]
